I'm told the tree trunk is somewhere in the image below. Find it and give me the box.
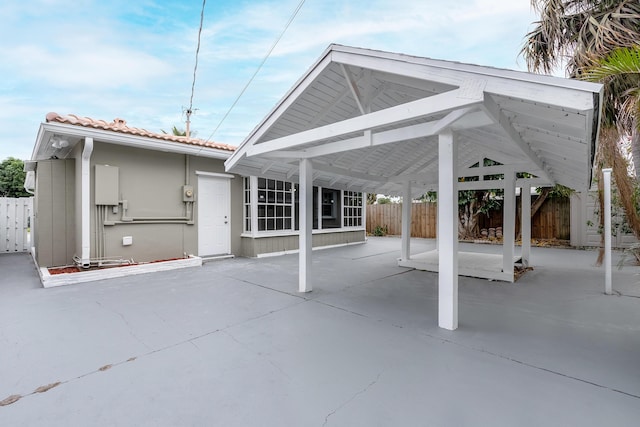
[531,187,551,218]
[631,123,640,181]
[458,200,481,239]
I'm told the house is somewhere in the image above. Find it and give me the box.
[25,112,366,285]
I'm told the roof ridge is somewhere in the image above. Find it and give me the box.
[45,112,236,152]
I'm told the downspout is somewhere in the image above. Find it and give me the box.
[81,137,93,268]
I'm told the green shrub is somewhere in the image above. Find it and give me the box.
[372,225,388,236]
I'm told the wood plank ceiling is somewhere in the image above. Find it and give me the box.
[225,45,602,196]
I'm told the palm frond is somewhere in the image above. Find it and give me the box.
[523,1,640,76]
[582,45,640,81]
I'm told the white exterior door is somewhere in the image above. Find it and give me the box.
[198,175,231,256]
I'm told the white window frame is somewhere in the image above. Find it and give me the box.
[342,190,364,229]
[242,176,365,237]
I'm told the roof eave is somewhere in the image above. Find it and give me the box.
[34,122,233,161]
[226,45,338,172]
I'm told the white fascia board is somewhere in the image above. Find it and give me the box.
[248,88,483,157]
[225,52,335,170]
[332,44,603,96]
[332,48,601,111]
[31,124,49,160]
[39,123,232,160]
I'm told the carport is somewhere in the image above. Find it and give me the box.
[225,44,603,330]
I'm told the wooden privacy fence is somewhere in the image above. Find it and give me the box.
[0,197,33,253]
[367,202,437,237]
[367,197,571,240]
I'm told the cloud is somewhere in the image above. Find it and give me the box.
[0,0,544,159]
[6,44,175,90]
[195,0,536,71]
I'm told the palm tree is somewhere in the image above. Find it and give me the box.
[523,0,640,138]
[522,1,640,250]
[583,45,640,132]
[161,126,188,136]
[584,46,640,250]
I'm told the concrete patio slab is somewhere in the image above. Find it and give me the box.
[1,237,639,426]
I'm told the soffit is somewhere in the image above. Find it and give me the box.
[226,44,602,196]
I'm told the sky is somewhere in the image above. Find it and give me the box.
[0,0,543,161]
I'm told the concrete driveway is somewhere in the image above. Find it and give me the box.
[1,237,639,426]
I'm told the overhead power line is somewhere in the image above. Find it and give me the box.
[189,0,206,113]
[185,0,206,138]
[206,0,307,142]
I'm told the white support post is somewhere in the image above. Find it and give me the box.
[299,159,313,293]
[317,186,323,230]
[520,185,531,268]
[603,168,612,295]
[503,171,516,279]
[401,181,412,261]
[250,176,259,236]
[363,193,368,232]
[438,131,458,330]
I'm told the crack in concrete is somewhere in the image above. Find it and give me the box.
[311,300,368,318]
[419,331,640,400]
[217,271,313,302]
[153,310,169,324]
[617,291,640,299]
[351,250,405,260]
[95,301,152,351]
[203,263,640,401]
[5,295,309,406]
[220,329,291,380]
[322,370,383,426]
[344,268,415,290]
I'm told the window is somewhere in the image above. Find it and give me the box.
[243,177,251,232]
[256,178,293,231]
[321,188,341,228]
[343,191,363,227]
[243,177,364,234]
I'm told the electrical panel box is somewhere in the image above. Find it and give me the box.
[95,165,120,205]
[182,185,194,202]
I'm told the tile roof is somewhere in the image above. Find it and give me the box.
[45,112,236,152]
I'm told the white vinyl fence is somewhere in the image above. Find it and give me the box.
[0,197,33,253]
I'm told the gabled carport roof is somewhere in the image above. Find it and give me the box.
[225,44,603,194]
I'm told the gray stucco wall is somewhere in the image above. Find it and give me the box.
[87,143,242,263]
[34,139,362,267]
[240,230,366,257]
[34,159,76,267]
